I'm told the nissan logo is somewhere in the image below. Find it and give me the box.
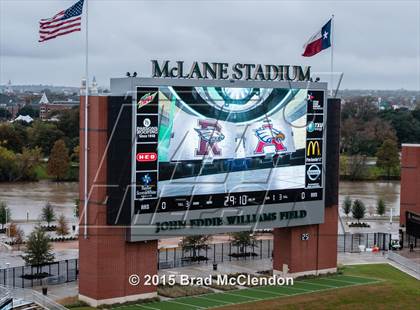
[307,164,321,181]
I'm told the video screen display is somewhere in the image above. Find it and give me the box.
[134,86,325,214]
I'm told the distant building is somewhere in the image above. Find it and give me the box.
[80,76,99,95]
[40,100,79,120]
[14,115,33,123]
[91,76,98,95]
[5,80,13,94]
[6,105,20,118]
[39,92,50,104]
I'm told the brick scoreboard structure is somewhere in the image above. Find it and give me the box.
[400,144,420,226]
[273,98,340,276]
[79,95,341,305]
[79,96,157,306]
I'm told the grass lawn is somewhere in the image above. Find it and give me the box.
[68,264,419,310]
[215,264,420,310]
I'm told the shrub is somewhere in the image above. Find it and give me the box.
[376,198,386,216]
[352,199,366,223]
[342,196,352,217]
[157,284,212,298]
[56,214,69,236]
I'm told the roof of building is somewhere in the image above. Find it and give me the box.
[14,115,33,123]
[39,92,49,104]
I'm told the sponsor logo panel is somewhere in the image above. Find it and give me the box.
[306,92,324,113]
[305,163,322,188]
[135,171,158,200]
[306,114,323,139]
[136,115,158,142]
[137,88,159,114]
[306,140,323,163]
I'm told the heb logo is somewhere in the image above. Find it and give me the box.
[136,152,157,162]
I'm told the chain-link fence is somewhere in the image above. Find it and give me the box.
[158,239,273,270]
[0,259,77,289]
[337,232,392,253]
[0,233,398,288]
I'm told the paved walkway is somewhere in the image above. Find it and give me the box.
[398,247,420,264]
[32,281,79,302]
[338,252,388,265]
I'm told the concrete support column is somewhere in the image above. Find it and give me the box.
[273,98,340,277]
[78,96,158,307]
[400,144,420,226]
[272,205,338,277]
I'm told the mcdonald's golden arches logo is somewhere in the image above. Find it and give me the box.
[307,140,321,156]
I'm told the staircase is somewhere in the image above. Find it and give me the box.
[12,302,45,310]
[0,285,66,310]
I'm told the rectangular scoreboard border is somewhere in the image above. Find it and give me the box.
[131,79,327,218]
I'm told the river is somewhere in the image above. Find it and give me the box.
[339,180,400,216]
[0,180,400,234]
[0,181,78,235]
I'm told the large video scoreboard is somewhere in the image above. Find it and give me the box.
[109,78,328,241]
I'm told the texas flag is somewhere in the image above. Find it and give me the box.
[302,19,332,57]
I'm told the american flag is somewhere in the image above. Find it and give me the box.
[39,0,85,42]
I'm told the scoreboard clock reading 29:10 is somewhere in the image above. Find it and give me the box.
[130,81,327,240]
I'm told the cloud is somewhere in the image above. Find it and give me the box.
[0,0,419,90]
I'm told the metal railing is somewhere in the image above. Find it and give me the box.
[0,285,67,310]
[0,259,78,289]
[0,286,11,308]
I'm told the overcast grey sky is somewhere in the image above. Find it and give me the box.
[0,0,419,90]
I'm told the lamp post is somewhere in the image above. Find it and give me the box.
[5,208,9,238]
[5,262,10,287]
[389,207,393,224]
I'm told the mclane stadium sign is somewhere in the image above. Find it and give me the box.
[151,60,311,82]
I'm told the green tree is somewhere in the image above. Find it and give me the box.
[376,139,400,179]
[41,202,56,227]
[56,214,69,236]
[55,108,79,140]
[0,146,18,181]
[0,108,11,120]
[17,105,39,118]
[0,123,24,152]
[380,109,420,145]
[343,196,352,218]
[352,199,366,223]
[230,231,257,255]
[15,147,42,181]
[340,98,397,156]
[74,199,79,218]
[347,155,368,181]
[47,139,69,181]
[376,198,386,216]
[71,145,80,162]
[27,121,64,155]
[180,235,211,260]
[0,201,11,230]
[23,226,55,273]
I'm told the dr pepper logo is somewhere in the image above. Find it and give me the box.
[136,152,157,162]
[137,92,157,108]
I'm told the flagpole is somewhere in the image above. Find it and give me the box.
[83,0,89,239]
[330,14,334,96]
